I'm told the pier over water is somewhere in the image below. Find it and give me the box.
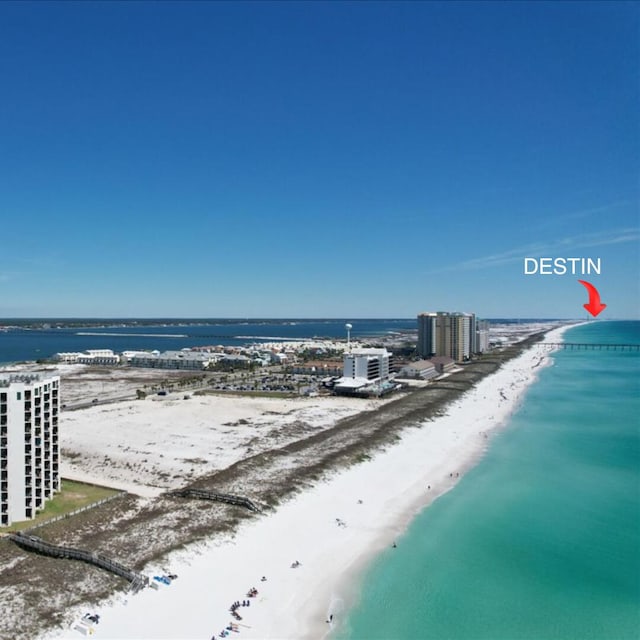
[537,343,640,352]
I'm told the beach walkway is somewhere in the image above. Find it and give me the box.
[171,488,261,513]
[9,531,148,592]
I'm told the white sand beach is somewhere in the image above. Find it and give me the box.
[59,393,390,498]
[42,325,575,640]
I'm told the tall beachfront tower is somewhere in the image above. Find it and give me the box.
[417,312,473,362]
[0,374,60,526]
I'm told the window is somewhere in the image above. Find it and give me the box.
[16,392,21,400]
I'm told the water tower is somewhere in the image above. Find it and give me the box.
[345,323,353,352]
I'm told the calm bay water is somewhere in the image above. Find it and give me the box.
[338,321,640,640]
[0,318,561,366]
[0,319,417,365]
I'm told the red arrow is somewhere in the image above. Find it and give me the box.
[578,280,607,317]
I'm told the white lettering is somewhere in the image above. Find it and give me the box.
[523,257,602,275]
[524,258,538,274]
[587,258,601,274]
[566,257,579,273]
[539,258,553,274]
[554,258,567,275]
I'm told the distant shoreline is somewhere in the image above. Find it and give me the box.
[0,317,569,331]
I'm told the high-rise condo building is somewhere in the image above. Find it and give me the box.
[417,311,484,362]
[0,374,60,526]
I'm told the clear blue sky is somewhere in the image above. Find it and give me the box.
[0,1,638,319]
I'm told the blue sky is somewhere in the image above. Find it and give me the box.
[0,1,638,319]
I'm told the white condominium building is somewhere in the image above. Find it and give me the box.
[0,374,60,527]
[343,348,391,381]
[333,347,393,394]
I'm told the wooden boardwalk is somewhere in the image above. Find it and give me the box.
[9,531,148,592]
[171,488,261,512]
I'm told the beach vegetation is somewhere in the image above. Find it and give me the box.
[354,452,372,464]
[0,480,120,532]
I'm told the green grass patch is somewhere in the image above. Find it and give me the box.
[1,479,120,532]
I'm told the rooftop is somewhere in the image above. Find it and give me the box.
[0,373,57,387]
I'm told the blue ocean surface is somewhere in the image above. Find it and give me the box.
[337,321,640,640]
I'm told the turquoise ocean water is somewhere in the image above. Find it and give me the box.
[338,321,640,640]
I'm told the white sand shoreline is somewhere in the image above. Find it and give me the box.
[41,324,581,640]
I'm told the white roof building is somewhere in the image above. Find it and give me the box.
[334,348,393,395]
